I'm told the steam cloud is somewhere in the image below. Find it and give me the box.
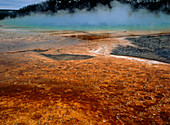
[1,2,170,31]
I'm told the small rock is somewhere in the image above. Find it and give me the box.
[70,117,74,120]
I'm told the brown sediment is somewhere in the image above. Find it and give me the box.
[0,29,169,125]
[0,49,49,54]
[65,34,111,40]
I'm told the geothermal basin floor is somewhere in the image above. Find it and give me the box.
[0,29,169,125]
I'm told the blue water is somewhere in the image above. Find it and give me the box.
[1,3,170,31]
[1,22,170,31]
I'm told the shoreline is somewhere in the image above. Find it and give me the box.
[0,26,170,63]
[1,24,170,34]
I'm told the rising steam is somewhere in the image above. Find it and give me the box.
[1,2,170,31]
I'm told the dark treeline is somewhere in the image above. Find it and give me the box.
[0,10,18,20]
[1,0,170,20]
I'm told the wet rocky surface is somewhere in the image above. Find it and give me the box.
[41,54,95,61]
[111,34,170,63]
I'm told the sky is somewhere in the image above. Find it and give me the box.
[0,0,46,10]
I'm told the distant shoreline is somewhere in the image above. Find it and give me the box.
[1,24,170,34]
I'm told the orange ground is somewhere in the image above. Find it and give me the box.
[0,30,169,125]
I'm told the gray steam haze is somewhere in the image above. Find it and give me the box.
[1,2,170,30]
